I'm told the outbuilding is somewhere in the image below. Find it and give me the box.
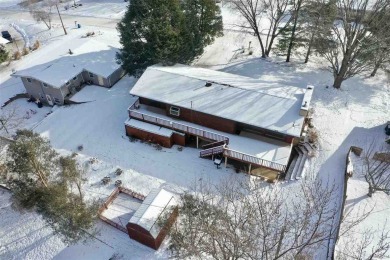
[12,39,125,106]
[126,187,178,250]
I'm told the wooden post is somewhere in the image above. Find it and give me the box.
[248,164,252,174]
[56,4,67,35]
[224,156,227,167]
[196,136,199,149]
[212,154,214,161]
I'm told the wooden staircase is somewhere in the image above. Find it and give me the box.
[285,142,316,181]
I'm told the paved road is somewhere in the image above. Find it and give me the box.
[0,9,120,30]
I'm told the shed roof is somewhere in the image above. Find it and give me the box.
[12,39,121,88]
[130,65,309,137]
[129,187,176,238]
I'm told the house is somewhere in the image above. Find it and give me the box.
[12,39,125,106]
[126,187,178,250]
[125,64,314,179]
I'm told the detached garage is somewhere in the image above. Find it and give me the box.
[126,187,178,250]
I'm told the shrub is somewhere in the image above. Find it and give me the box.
[308,128,319,144]
[0,45,9,63]
[32,40,40,51]
[22,48,29,56]
[77,145,83,151]
[13,51,22,60]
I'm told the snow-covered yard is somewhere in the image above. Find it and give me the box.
[0,2,389,259]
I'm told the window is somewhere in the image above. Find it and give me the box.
[54,98,61,104]
[89,72,94,78]
[66,81,70,86]
[170,106,180,116]
[73,76,77,81]
[26,78,32,83]
[42,82,48,88]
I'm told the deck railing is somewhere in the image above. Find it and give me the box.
[128,99,229,144]
[223,148,287,172]
[200,145,225,157]
[129,99,286,173]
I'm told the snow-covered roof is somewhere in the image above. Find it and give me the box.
[129,187,177,238]
[12,39,121,88]
[0,37,10,44]
[130,65,309,137]
[125,118,174,137]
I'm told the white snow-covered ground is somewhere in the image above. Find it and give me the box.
[0,3,389,260]
[335,136,390,258]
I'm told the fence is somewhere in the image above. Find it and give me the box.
[128,99,229,144]
[98,186,146,234]
[223,148,287,172]
[331,146,355,259]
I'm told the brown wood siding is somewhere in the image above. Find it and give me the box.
[166,105,237,134]
[172,133,186,146]
[126,223,157,249]
[139,98,236,133]
[125,125,173,148]
[126,207,178,250]
[137,98,297,143]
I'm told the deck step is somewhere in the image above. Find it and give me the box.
[285,155,298,181]
[291,148,303,181]
[295,155,308,180]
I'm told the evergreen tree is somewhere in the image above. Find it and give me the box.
[117,0,223,76]
[5,130,98,244]
[302,0,337,63]
[0,45,8,63]
[275,0,337,62]
[180,0,223,63]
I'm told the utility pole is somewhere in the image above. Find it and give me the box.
[55,4,67,35]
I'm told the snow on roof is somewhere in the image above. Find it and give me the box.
[12,39,121,88]
[130,64,308,137]
[125,118,174,137]
[0,37,10,44]
[129,187,177,238]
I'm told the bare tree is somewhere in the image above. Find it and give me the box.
[361,141,390,197]
[28,0,55,30]
[0,106,24,136]
[166,177,347,259]
[226,0,291,58]
[28,0,67,35]
[336,227,390,260]
[317,0,390,88]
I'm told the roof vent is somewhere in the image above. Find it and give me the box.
[205,82,212,87]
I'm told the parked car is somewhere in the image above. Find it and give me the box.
[1,31,12,42]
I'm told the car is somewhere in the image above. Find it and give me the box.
[1,31,13,42]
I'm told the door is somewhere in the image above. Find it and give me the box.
[46,95,53,106]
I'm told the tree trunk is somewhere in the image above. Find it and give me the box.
[368,186,374,197]
[304,40,312,64]
[256,31,266,58]
[286,2,301,62]
[370,62,380,77]
[265,35,276,57]
[333,51,351,88]
[333,75,344,89]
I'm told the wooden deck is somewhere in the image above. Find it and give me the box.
[128,99,288,173]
